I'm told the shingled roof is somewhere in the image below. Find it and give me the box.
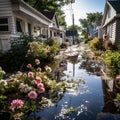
[108,0,120,13]
[41,11,55,20]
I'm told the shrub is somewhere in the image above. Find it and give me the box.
[0,59,76,119]
[103,50,120,77]
[0,35,60,72]
[0,34,34,72]
[103,39,113,50]
[44,38,55,46]
[27,42,50,59]
[90,37,102,50]
[60,42,69,48]
[83,38,89,44]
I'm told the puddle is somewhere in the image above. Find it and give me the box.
[27,46,120,120]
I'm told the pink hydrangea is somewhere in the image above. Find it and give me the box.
[37,83,44,89]
[27,64,32,69]
[38,87,45,94]
[116,75,120,80]
[35,77,42,84]
[10,99,24,112]
[28,91,37,99]
[35,59,40,65]
[28,72,34,78]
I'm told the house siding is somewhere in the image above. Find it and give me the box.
[104,5,116,27]
[106,21,116,44]
[111,21,116,44]
[0,0,12,16]
[115,19,120,45]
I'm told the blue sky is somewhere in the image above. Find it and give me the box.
[62,0,106,26]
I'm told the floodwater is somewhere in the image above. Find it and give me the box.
[29,46,120,120]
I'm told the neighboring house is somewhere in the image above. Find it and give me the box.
[0,0,65,52]
[94,26,103,39]
[42,11,65,45]
[101,0,120,46]
[93,17,103,39]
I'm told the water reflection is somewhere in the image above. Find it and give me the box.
[27,51,120,120]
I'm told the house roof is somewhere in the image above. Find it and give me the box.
[108,0,120,13]
[42,11,55,20]
[101,0,120,27]
[42,11,59,28]
[11,0,52,24]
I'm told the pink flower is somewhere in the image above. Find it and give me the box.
[27,64,32,69]
[35,59,40,65]
[28,72,34,78]
[37,67,42,72]
[10,99,24,112]
[37,83,44,88]
[38,87,45,94]
[28,91,37,99]
[35,77,42,84]
[116,75,120,80]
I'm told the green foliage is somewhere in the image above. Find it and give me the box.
[44,38,55,46]
[24,0,75,26]
[103,50,120,77]
[0,35,60,72]
[90,37,102,50]
[0,67,5,80]
[79,12,103,39]
[83,38,89,44]
[27,42,50,59]
[0,34,34,72]
[0,60,77,119]
[60,42,69,48]
[44,38,60,55]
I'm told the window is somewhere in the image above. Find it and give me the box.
[107,24,113,38]
[0,18,8,31]
[16,18,22,32]
[108,7,111,18]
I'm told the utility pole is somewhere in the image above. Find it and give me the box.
[72,13,75,44]
[69,3,75,45]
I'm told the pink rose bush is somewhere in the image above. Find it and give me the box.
[0,59,67,119]
[27,64,32,69]
[28,72,34,78]
[10,99,24,112]
[28,91,38,99]
[35,59,40,65]
[35,77,42,84]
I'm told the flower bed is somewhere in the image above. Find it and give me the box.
[0,59,70,120]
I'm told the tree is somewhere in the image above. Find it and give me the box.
[79,12,103,39]
[24,0,75,25]
[67,25,81,31]
[79,19,89,38]
[87,12,103,27]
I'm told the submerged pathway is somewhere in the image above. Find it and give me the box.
[29,43,120,120]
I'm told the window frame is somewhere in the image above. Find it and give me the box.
[16,18,23,33]
[0,17,9,32]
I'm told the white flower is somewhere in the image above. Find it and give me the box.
[0,80,7,86]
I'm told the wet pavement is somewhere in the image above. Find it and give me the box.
[28,43,120,120]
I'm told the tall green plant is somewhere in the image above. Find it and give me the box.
[103,50,120,77]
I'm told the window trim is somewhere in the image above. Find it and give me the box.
[0,17,9,32]
[16,18,23,33]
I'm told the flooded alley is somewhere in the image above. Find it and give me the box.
[28,44,120,120]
